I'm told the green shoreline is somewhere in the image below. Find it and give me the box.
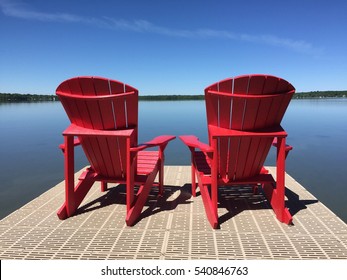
[1,91,346,103]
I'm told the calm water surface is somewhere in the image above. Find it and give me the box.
[0,99,346,222]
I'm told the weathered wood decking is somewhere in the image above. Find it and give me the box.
[0,166,346,260]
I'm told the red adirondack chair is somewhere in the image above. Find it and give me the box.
[180,74,295,229]
[56,76,175,226]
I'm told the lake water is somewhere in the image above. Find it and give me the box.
[0,99,346,223]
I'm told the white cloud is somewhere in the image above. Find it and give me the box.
[0,0,321,55]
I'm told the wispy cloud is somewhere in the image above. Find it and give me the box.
[0,0,103,25]
[0,0,322,55]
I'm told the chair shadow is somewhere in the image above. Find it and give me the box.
[193,185,318,226]
[73,183,318,227]
[75,183,193,224]
[284,188,318,218]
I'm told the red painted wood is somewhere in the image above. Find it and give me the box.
[263,76,279,93]
[248,75,266,94]
[64,135,75,217]
[108,137,124,178]
[56,76,175,226]
[180,74,295,228]
[199,183,219,229]
[227,137,240,180]
[126,164,158,226]
[233,75,250,94]
[243,99,259,129]
[253,98,273,128]
[205,83,218,126]
[178,135,213,152]
[218,137,229,179]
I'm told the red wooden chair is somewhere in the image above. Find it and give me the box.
[180,74,295,229]
[56,76,175,226]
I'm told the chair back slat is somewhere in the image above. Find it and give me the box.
[205,83,219,127]
[218,137,229,179]
[233,75,250,94]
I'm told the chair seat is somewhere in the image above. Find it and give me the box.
[137,151,160,175]
[194,151,272,185]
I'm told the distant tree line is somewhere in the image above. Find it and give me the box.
[1,91,346,103]
[293,91,347,99]
[139,95,204,101]
[0,93,58,102]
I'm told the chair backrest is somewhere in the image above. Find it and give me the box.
[56,76,139,178]
[204,74,295,181]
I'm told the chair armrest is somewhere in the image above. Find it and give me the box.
[131,135,176,152]
[179,135,213,152]
[62,124,135,137]
[59,124,135,153]
[208,124,288,138]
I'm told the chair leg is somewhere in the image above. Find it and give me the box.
[126,168,158,226]
[263,183,292,224]
[63,135,75,218]
[57,170,95,220]
[276,137,292,224]
[191,164,197,197]
[57,135,96,220]
[262,137,292,224]
[158,159,164,196]
[101,181,107,192]
[199,183,219,229]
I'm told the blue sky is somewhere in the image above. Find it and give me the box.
[1,0,346,95]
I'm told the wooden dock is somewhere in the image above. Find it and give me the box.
[0,166,346,260]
